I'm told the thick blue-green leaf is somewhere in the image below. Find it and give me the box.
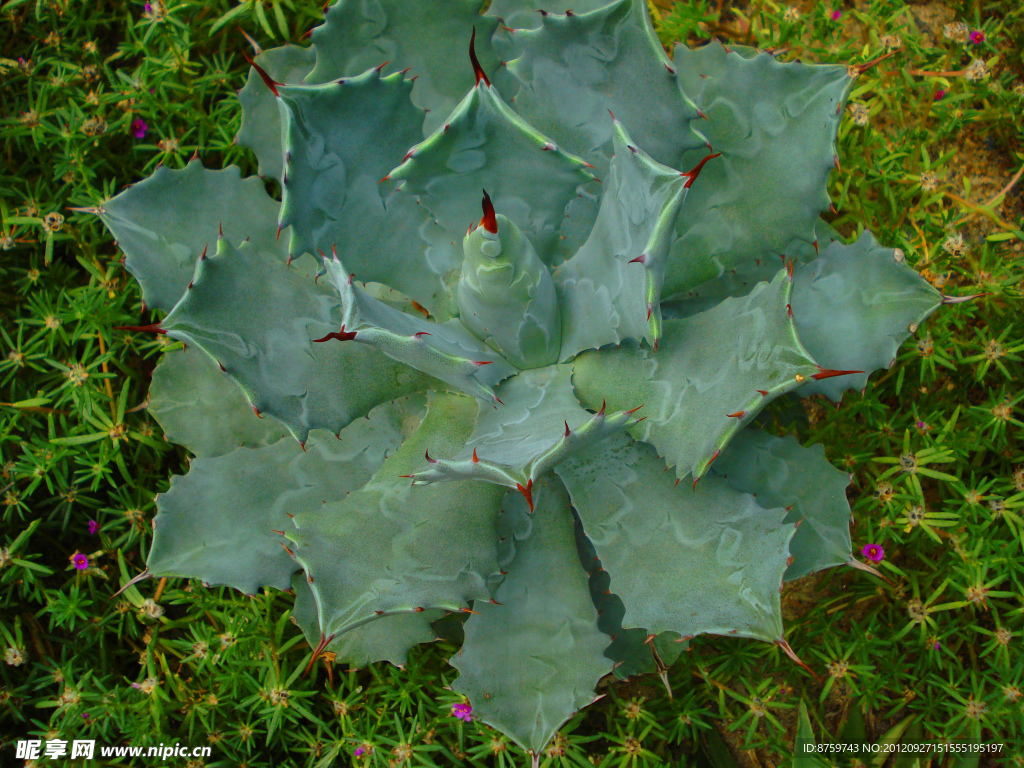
[572,270,822,480]
[506,0,705,177]
[487,0,613,29]
[161,237,438,442]
[660,229,942,403]
[98,160,284,312]
[321,252,515,401]
[557,435,794,641]
[711,428,852,580]
[308,0,506,134]
[386,80,593,265]
[276,69,461,318]
[555,119,689,359]
[458,213,562,369]
[286,393,505,637]
[573,513,685,680]
[451,480,611,755]
[663,218,844,319]
[147,397,423,595]
[291,573,444,668]
[791,231,942,401]
[236,44,316,181]
[148,344,289,459]
[665,42,851,296]
[408,364,641,490]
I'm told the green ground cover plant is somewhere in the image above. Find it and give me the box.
[1,0,1022,766]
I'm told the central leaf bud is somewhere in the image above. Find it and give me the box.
[458,192,561,369]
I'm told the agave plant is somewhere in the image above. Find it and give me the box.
[92,0,954,759]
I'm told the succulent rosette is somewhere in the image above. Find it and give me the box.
[94,0,947,758]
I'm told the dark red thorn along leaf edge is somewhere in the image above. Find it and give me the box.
[854,49,898,75]
[942,293,988,304]
[812,368,863,380]
[682,152,722,188]
[516,479,534,512]
[303,632,336,676]
[777,639,821,682]
[480,189,498,233]
[241,51,281,97]
[469,27,491,87]
[312,326,357,343]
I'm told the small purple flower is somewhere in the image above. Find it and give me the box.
[144,2,152,13]
[934,89,946,100]
[88,520,99,534]
[354,746,366,757]
[452,702,473,722]
[131,118,148,139]
[73,553,89,570]
[861,543,884,563]
[969,30,984,45]
[933,641,940,650]
[830,9,842,21]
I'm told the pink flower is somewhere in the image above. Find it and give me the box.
[73,553,89,570]
[830,9,842,21]
[861,543,884,563]
[88,520,99,534]
[131,118,148,139]
[934,89,946,100]
[933,641,940,650]
[144,2,152,11]
[354,746,365,757]
[969,30,984,45]
[452,702,473,722]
